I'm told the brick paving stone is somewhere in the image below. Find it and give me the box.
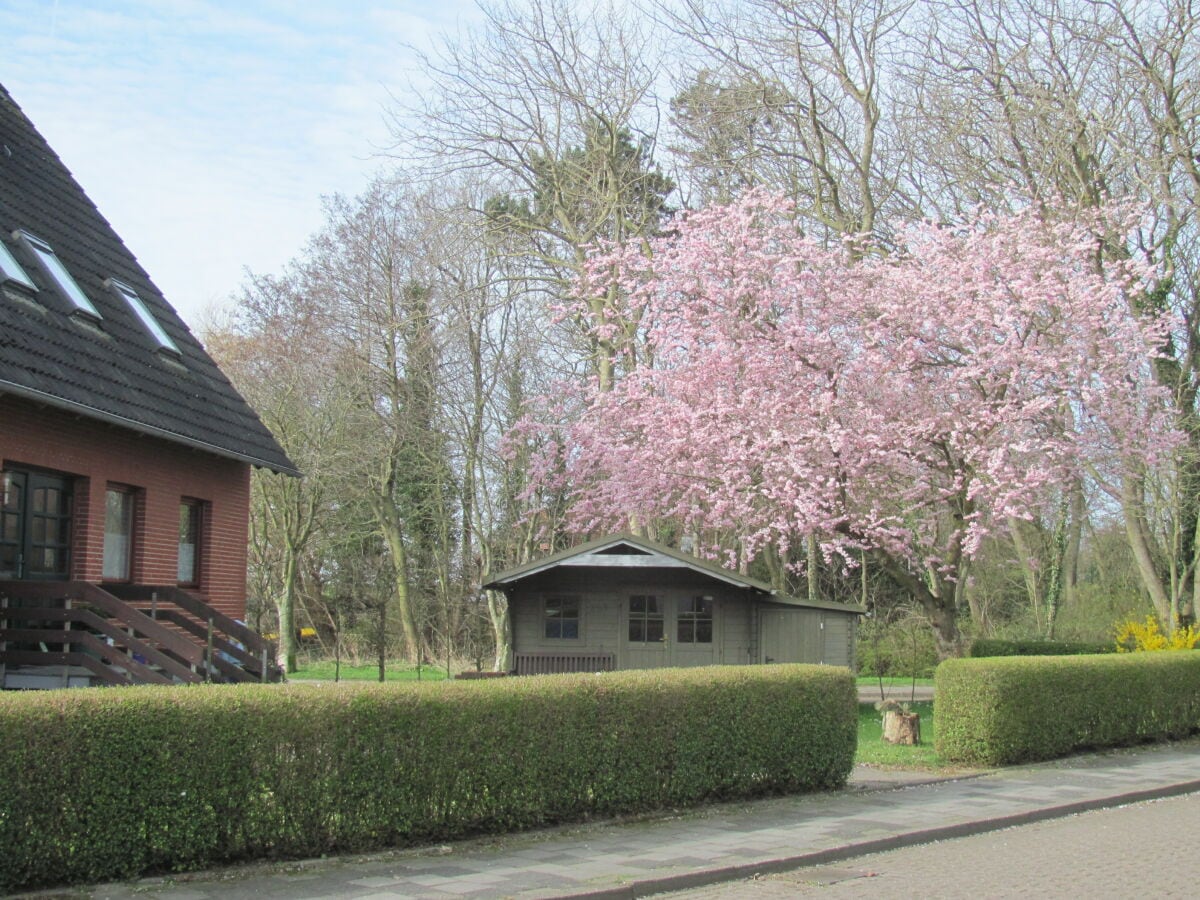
[664,793,1200,899]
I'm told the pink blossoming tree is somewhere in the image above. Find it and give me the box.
[524,192,1177,656]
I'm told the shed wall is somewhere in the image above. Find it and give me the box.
[508,568,788,671]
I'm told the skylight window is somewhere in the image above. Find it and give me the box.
[107,279,181,355]
[15,230,101,319]
[0,238,35,290]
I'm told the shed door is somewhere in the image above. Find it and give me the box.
[623,593,669,668]
[620,593,722,669]
[671,594,719,667]
[759,609,823,664]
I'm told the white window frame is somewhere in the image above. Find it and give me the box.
[0,238,35,290]
[14,230,101,319]
[107,278,181,355]
[102,486,134,581]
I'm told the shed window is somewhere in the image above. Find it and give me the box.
[543,596,579,639]
[628,594,664,643]
[677,595,714,644]
[0,239,35,289]
[15,230,101,319]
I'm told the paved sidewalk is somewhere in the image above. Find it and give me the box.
[79,740,1200,900]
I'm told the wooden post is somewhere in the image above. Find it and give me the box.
[205,616,214,683]
[62,596,72,687]
[1,592,8,688]
[261,646,268,683]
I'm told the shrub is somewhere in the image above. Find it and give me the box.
[967,638,1113,658]
[0,664,855,893]
[857,619,939,678]
[935,653,1200,765]
[1114,616,1200,652]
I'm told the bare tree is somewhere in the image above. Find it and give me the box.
[206,279,349,672]
[663,0,921,241]
[394,0,673,390]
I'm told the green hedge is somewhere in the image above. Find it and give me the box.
[0,664,855,892]
[967,639,1114,658]
[936,653,1200,765]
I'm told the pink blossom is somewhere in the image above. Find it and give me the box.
[523,192,1179,579]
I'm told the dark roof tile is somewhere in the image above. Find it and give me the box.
[0,83,297,475]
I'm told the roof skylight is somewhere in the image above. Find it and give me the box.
[0,238,35,290]
[15,230,101,319]
[107,279,181,355]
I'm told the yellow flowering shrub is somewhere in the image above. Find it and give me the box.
[1114,616,1200,652]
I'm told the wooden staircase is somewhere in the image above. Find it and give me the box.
[0,580,282,688]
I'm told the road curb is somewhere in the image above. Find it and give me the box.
[560,779,1200,899]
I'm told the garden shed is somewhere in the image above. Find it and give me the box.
[484,534,863,675]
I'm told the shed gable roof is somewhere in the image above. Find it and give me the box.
[483,534,775,593]
[0,83,297,475]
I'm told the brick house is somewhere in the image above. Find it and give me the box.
[0,83,297,688]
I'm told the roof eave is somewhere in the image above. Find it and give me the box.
[483,533,775,594]
[0,381,301,476]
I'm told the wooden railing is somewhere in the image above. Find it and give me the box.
[514,651,615,675]
[0,581,282,687]
[104,584,279,683]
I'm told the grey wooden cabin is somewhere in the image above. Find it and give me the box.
[483,534,863,675]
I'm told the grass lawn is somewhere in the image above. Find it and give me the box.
[855,675,935,688]
[292,660,448,682]
[856,700,941,768]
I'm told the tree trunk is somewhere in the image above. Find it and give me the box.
[1064,478,1085,605]
[1121,469,1173,625]
[964,578,989,636]
[275,552,299,673]
[376,508,422,662]
[377,601,387,683]
[1044,501,1070,640]
[874,551,964,659]
[882,710,921,745]
[486,589,511,672]
[806,533,819,604]
[1008,516,1043,631]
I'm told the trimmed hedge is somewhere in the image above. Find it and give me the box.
[0,664,855,892]
[967,639,1113,658]
[936,653,1200,765]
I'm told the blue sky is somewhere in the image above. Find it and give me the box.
[1,0,482,326]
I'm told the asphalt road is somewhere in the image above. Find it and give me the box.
[656,791,1200,899]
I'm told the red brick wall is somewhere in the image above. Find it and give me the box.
[0,395,251,619]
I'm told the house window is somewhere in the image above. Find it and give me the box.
[0,238,35,290]
[102,487,135,580]
[677,596,714,644]
[14,230,102,319]
[178,500,202,585]
[107,278,181,355]
[628,594,664,643]
[543,596,579,639]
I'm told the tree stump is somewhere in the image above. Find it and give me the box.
[882,711,921,745]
